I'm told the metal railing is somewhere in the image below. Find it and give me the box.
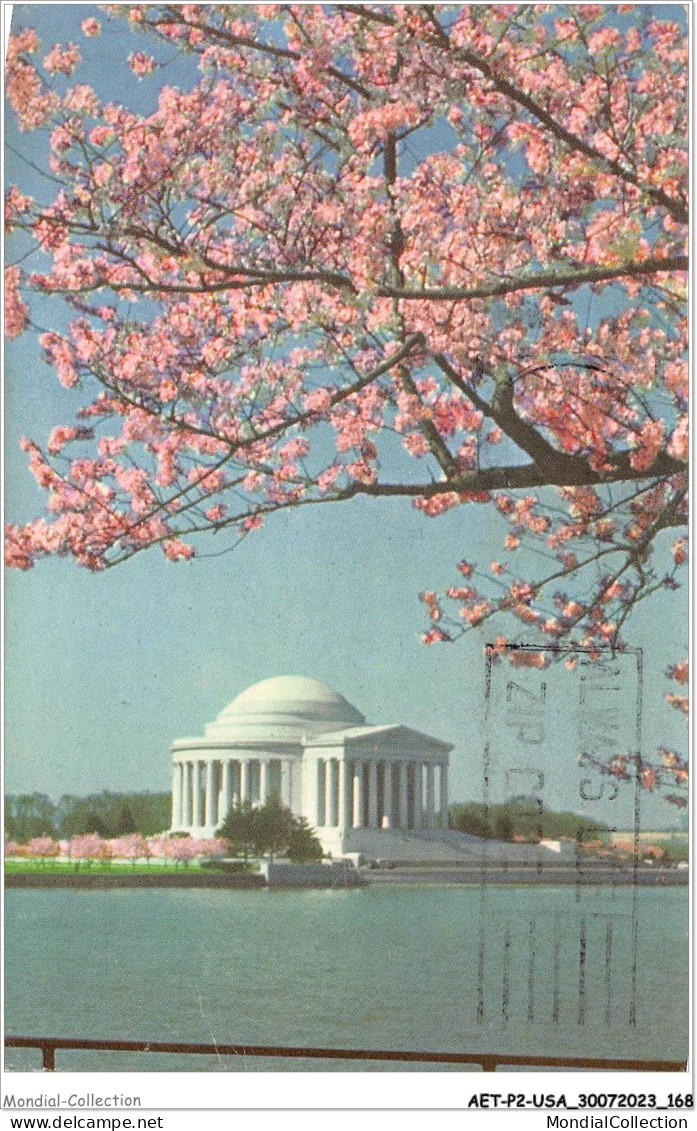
[5,1036,686,1073]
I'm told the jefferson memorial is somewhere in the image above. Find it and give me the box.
[170,675,452,858]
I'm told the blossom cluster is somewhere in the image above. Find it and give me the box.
[4,832,229,862]
[2,6,687,694]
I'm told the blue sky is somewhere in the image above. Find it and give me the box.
[4,5,687,827]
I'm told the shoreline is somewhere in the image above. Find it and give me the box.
[4,865,687,889]
[4,871,265,889]
[363,865,688,886]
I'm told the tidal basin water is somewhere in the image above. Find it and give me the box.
[5,885,687,1072]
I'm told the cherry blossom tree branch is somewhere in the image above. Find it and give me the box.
[423,6,689,225]
[4,5,687,695]
[383,256,688,301]
[431,353,685,486]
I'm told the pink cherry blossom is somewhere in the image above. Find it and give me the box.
[69,833,106,860]
[667,415,688,462]
[422,628,452,644]
[128,51,156,78]
[150,835,199,864]
[630,419,665,471]
[667,660,688,685]
[163,538,195,561]
[109,833,149,860]
[43,43,81,76]
[196,837,228,858]
[5,186,33,229]
[5,267,29,339]
[27,836,60,858]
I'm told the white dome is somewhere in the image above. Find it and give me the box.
[203,675,366,742]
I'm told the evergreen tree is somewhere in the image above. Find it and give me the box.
[287,819,324,863]
[218,798,322,862]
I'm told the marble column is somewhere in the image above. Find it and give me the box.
[219,759,231,824]
[205,760,217,828]
[172,763,182,830]
[414,762,423,829]
[192,761,203,827]
[368,760,378,828]
[324,759,335,827]
[398,762,409,830]
[259,760,268,805]
[382,761,393,829]
[182,762,192,828]
[338,759,349,830]
[426,763,436,829]
[281,760,291,807]
[332,760,340,826]
[352,760,364,828]
[316,760,324,827]
[240,760,250,804]
[440,763,449,829]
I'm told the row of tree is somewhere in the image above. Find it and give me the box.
[6,791,174,842]
[6,832,227,865]
[449,800,608,843]
[7,789,610,851]
[5,794,324,863]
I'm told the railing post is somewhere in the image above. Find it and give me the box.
[42,1043,56,1071]
[480,1056,497,1071]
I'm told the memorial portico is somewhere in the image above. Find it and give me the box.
[171,675,453,859]
[171,755,289,831]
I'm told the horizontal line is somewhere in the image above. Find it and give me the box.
[5,1036,685,1072]
[1,1110,689,1115]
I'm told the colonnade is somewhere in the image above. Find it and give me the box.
[171,757,288,831]
[172,753,449,835]
[314,757,448,831]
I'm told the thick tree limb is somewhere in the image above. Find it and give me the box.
[381,256,688,302]
[335,460,685,497]
[431,352,686,486]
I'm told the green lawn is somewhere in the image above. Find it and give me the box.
[4,859,226,875]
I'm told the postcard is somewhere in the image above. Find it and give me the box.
[3,3,690,1125]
